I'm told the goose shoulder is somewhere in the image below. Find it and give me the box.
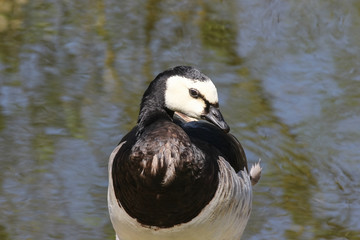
[179,120,248,173]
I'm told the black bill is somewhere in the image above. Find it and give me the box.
[201,105,230,133]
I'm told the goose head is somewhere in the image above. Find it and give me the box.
[138,66,230,133]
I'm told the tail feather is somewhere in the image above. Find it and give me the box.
[250,159,262,186]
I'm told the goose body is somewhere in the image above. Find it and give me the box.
[108,66,261,240]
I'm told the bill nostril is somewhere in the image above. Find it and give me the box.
[211,108,219,116]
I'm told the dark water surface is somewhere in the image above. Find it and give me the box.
[1,0,360,239]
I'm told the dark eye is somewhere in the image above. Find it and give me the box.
[189,88,200,98]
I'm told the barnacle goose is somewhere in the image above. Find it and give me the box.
[108,66,261,240]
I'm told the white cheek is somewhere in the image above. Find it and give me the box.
[165,92,205,117]
[165,77,207,118]
[182,98,206,118]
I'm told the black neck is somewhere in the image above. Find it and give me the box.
[136,107,173,137]
[136,73,172,137]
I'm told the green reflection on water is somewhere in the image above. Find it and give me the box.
[0,224,10,240]
[200,3,242,65]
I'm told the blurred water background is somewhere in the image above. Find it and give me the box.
[1,0,360,239]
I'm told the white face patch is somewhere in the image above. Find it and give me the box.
[164,75,218,118]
